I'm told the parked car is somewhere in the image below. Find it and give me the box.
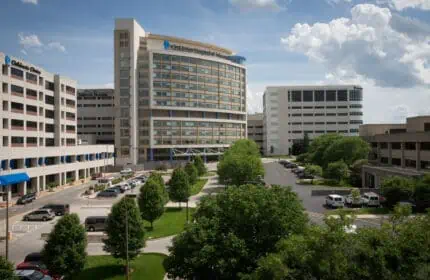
[23,252,43,263]
[292,167,304,174]
[41,204,70,216]
[16,262,49,276]
[120,168,133,176]
[107,185,122,193]
[297,172,314,179]
[15,269,52,280]
[97,190,118,198]
[120,183,131,192]
[91,173,102,180]
[23,209,55,221]
[344,195,364,207]
[362,192,381,207]
[285,163,298,169]
[85,216,108,232]
[325,194,345,208]
[17,193,37,205]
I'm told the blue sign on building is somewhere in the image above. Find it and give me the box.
[163,40,170,50]
[5,55,11,65]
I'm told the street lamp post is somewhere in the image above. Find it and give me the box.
[125,205,130,280]
[5,187,9,260]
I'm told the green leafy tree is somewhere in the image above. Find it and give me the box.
[324,160,350,182]
[349,159,368,187]
[304,164,322,177]
[303,132,310,153]
[138,178,165,229]
[380,176,415,208]
[149,172,168,203]
[323,136,370,167]
[185,162,198,185]
[164,185,308,279]
[0,256,16,280]
[307,133,343,166]
[42,214,87,278]
[217,139,264,186]
[351,188,362,205]
[168,167,191,207]
[414,174,430,212]
[104,197,145,262]
[193,155,207,176]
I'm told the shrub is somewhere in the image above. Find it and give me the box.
[323,161,349,182]
[381,176,415,208]
[193,156,207,176]
[0,256,15,280]
[185,162,198,185]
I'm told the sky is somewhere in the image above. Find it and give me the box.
[1,0,429,124]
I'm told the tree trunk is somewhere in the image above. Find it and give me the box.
[186,200,189,224]
[150,221,153,230]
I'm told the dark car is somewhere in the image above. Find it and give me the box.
[97,190,118,198]
[23,252,43,263]
[41,204,70,216]
[85,216,108,232]
[298,173,314,179]
[109,185,124,193]
[17,193,37,205]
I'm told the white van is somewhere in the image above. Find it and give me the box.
[362,192,380,207]
[325,194,345,208]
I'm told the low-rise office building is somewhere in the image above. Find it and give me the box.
[360,116,430,188]
[77,88,115,145]
[0,53,114,201]
[114,19,247,165]
[263,85,363,155]
[247,113,263,153]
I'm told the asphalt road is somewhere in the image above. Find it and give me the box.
[263,162,381,228]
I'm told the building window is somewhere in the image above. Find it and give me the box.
[303,91,313,102]
[291,91,301,102]
[392,158,401,166]
[391,142,401,150]
[315,91,324,102]
[326,90,336,101]
[350,104,362,109]
[337,90,347,101]
[381,157,389,164]
[45,81,55,91]
[349,129,359,133]
[350,120,363,124]
[350,112,363,116]
[26,72,37,83]
[405,142,416,150]
[349,88,363,101]
[380,142,388,149]
[11,67,24,78]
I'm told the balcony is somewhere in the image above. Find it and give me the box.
[11,143,24,147]
[11,74,23,81]
[26,94,37,100]
[66,104,75,109]
[66,117,75,121]
[11,126,24,130]
[26,111,38,116]
[11,108,24,114]
[26,143,37,147]
[11,91,24,97]
[66,90,75,96]
[27,127,37,131]
[26,79,37,85]
[66,130,75,134]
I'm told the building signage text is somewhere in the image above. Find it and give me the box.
[11,60,41,75]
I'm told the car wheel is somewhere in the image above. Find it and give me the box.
[24,216,29,221]
[42,217,47,221]
[56,212,62,216]
[89,226,95,232]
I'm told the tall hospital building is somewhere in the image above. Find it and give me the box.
[263,85,364,155]
[0,53,114,201]
[114,19,247,165]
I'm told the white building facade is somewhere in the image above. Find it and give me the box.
[0,53,114,200]
[114,19,247,165]
[263,85,363,155]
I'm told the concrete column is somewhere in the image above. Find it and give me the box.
[362,169,366,188]
[36,177,40,193]
[401,142,405,168]
[18,182,27,196]
[74,170,78,182]
[376,142,381,161]
[416,142,421,170]
[388,143,392,165]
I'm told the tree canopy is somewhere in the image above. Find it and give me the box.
[185,162,198,185]
[104,197,145,261]
[217,139,264,186]
[164,185,308,279]
[42,213,87,278]
[380,176,415,208]
[193,155,207,176]
[168,167,191,203]
[324,160,350,182]
[138,178,166,229]
[0,256,16,280]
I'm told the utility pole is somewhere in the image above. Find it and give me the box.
[5,188,9,260]
[125,205,130,280]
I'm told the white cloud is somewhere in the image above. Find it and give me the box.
[229,0,287,11]
[326,0,352,6]
[47,42,67,53]
[281,3,430,88]
[20,49,28,55]
[247,86,264,113]
[18,33,67,54]
[384,0,430,11]
[21,0,38,4]
[18,33,43,49]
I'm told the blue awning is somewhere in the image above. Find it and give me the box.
[0,173,30,186]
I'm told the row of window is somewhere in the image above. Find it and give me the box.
[152,138,240,146]
[289,104,363,109]
[153,100,242,111]
[288,129,359,134]
[288,113,363,117]
[152,80,243,92]
[375,142,430,151]
[153,120,244,129]
[77,104,113,108]
[77,96,114,100]
[288,88,363,102]
[154,129,243,137]
[77,117,114,121]
[288,121,359,125]
[2,136,76,147]
[2,101,75,119]
[154,91,242,103]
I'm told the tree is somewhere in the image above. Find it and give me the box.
[324,160,350,182]
[0,256,16,280]
[380,176,415,208]
[164,185,308,279]
[193,155,207,176]
[138,178,165,229]
[307,133,343,166]
[323,136,370,167]
[104,197,145,263]
[414,174,430,212]
[291,142,304,156]
[351,188,361,205]
[304,164,322,177]
[303,132,310,153]
[168,167,191,207]
[217,139,264,186]
[349,159,368,187]
[148,172,168,203]
[42,214,87,278]
[185,162,198,185]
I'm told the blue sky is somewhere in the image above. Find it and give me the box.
[1,0,430,123]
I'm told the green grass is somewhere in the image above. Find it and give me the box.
[143,208,196,239]
[327,207,391,215]
[296,179,351,187]
[190,178,208,195]
[72,253,166,280]
[266,155,291,159]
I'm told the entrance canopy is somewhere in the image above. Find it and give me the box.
[0,173,30,186]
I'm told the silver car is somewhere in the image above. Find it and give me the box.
[23,209,55,222]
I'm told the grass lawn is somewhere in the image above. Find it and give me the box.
[296,179,352,188]
[72,253,166,280]
[266,155,292,159]
[144,207,196,239]
[328,207,391,215]
[190,178,208,195]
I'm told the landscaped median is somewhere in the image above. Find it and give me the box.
[72,253,166,280]
[144,207,196,239]
[327,207,391,216]
[190,178,208,195]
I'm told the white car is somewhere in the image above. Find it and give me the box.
[120,168,133,176]
[361,192,380,207]
[120,183,131,192]
[325,194,345,208]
